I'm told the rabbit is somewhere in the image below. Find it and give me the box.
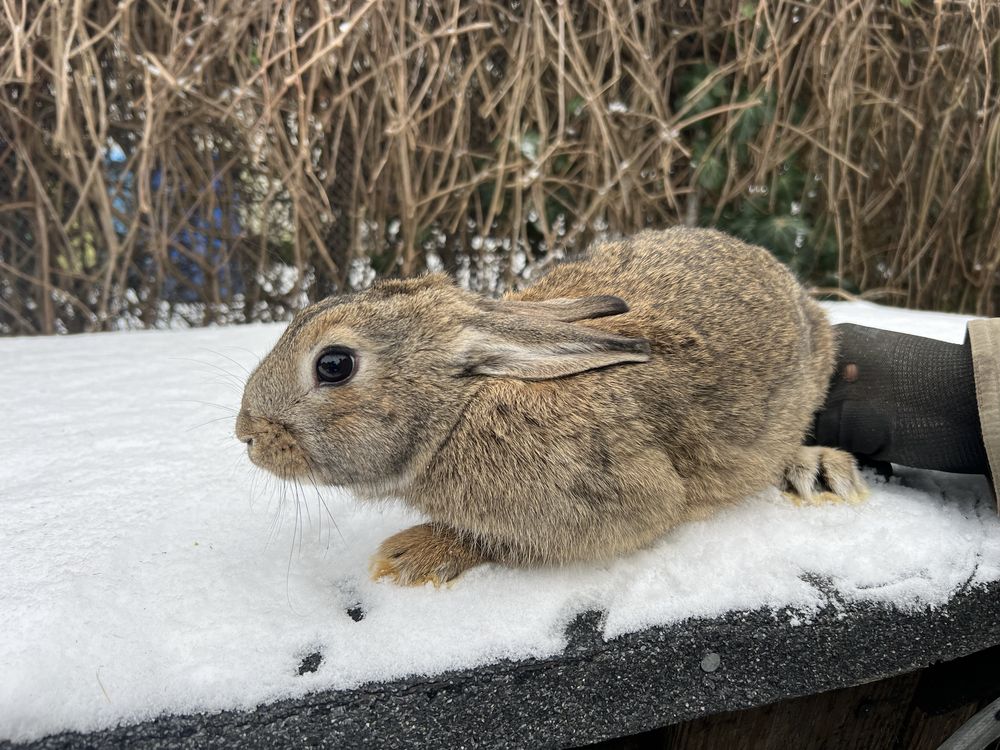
[236,227,866,586]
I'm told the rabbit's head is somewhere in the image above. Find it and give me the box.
[236,274,649,492]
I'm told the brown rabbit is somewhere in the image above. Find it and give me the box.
[236,228,865,585]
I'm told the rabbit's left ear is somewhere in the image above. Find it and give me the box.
[458,312,650,381]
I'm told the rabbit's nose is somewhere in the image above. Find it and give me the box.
[235,410,254,442]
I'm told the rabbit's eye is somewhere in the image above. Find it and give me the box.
[315,347,355,386]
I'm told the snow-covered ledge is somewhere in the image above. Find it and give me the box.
[3,303,1000,747]
[10,582,1000,749]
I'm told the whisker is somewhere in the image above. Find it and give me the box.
[172,399,239,413]
[227,451,248,495]
[317,497,338,550]
[170,356,247,388]
[205,379,245,394]
[248,467,261,512]
[266,481,287,548]
[305,466,345,545]
[316,493,326,548]
[198,347,253,377]
[187,415,239,432]
[223,345,263,361]
[292,480,304,558]
[264,473,276,514]
[286,482,301,603]
[297,478,313,528]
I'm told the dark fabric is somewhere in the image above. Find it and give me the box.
[813,323,989,475]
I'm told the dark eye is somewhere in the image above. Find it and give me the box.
[315,347,356,385]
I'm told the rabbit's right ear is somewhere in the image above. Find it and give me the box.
[457,314,651,381]
[483,295,630,322]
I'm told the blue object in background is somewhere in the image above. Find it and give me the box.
[105,139,245,303]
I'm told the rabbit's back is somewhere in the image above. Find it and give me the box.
[517,228,829,380]
[511,227,834,512]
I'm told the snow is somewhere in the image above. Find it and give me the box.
[2,301,998,742]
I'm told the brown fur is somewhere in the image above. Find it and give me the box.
[236,228,865,585]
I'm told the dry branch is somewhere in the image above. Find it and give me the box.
[1,0,998,334]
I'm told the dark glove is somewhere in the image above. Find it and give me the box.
[813,323,989,475]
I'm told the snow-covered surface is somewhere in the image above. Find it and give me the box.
[2,301,999,742]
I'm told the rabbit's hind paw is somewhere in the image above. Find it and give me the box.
[370,523,485,587]
[782,446,868,506]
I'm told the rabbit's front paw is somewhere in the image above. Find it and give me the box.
[370,523,485,586]
[782,446,868,505]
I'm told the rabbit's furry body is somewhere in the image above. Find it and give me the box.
[237,228,863,584]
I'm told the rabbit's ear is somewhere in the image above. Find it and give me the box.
[484,295,629,322]
[459,316,651,380]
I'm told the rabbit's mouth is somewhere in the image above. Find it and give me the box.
[235,410,311,480]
